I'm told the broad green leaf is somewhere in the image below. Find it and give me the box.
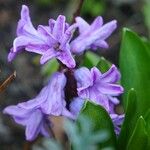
[126,116,148,150]
[96,57,111,73]
[144,109,150,133]
[143,0,150,35]
[144,109,150,149]
[79,101,117,149]
[119,28,150,115]
[81,56,94,68]
[41,59,59,76]
[118,89,137,149]
[142,38,150,56]
[82,51,100,68]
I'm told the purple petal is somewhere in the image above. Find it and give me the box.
[107,96,119,105]
[69,97,84,117]
[40,48,58,64]
[75,67,93,90]
[92,40,109,49]
[62,23,78,44]
[114,125,121,135]
[18,91,48,109]
[26,44,49,55]
[41,72,66,115]
[90,16,103,31]
[57,44,76,68]
[60,30,72,46]
[78,89,90,100]
[97,94,110,112]
[65,23,78,33]
[13,36,30,52]
[53,15,66,40]
[13,36,46,54]
[37,25,50,36]
[8,48,21,62]
[111,114,124,125]
[37,25,57,44]
[71,19,117,53]
[3,105,30,117]
[62,108,76,120]
[101,65,121,83]
[95,20,117,40]
[17,5,38,37]
[48,19,56,33]
[98,83,124,96]
[81,20,116,47]
[71,37,90,53]
[75,17,89,33]
[40,122,50,137]
[25,109,43,141]
[91,67,102,83]
[88,88,110,111]
[13,116,29,126]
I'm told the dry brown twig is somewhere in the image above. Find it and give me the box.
[0,70,16,93]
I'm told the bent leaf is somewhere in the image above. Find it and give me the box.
[78,101,117,149]
[118,88,137,149]
[119,28,150,116]
[126,116,148,150]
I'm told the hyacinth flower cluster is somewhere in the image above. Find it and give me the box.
[4,5,124,141]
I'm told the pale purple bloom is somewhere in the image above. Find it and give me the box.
[3,106,50,141]
[18,72,74,119]
[3,72,74,141]
[74,65,123,110]
[71,16,117,53]
[74,65,124,134]
[8,5,76,68]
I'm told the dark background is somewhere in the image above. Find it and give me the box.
[0,0,148,149]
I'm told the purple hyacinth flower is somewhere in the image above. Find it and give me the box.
[3,106,50,141]
[74,65,124,134]
[8,5,76,68]
[74,65,124,111]
[71,16,117,53]
[18,72,74,119]
[3,72,75,141]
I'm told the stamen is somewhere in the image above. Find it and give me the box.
[54,43,60,51]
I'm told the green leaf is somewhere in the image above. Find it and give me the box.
[96,57,111,73]
[119,28,150,115]
[79,101,117,149]
[143,0,150,35]
[142,37,150,56]
[41,59,59,76]
[82,51,101,68]
[144,109,150,149]
[118,88,137,149]
[126,116,148,150]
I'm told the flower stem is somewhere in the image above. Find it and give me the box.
[71,0,85,24]
[0,71,16,93]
